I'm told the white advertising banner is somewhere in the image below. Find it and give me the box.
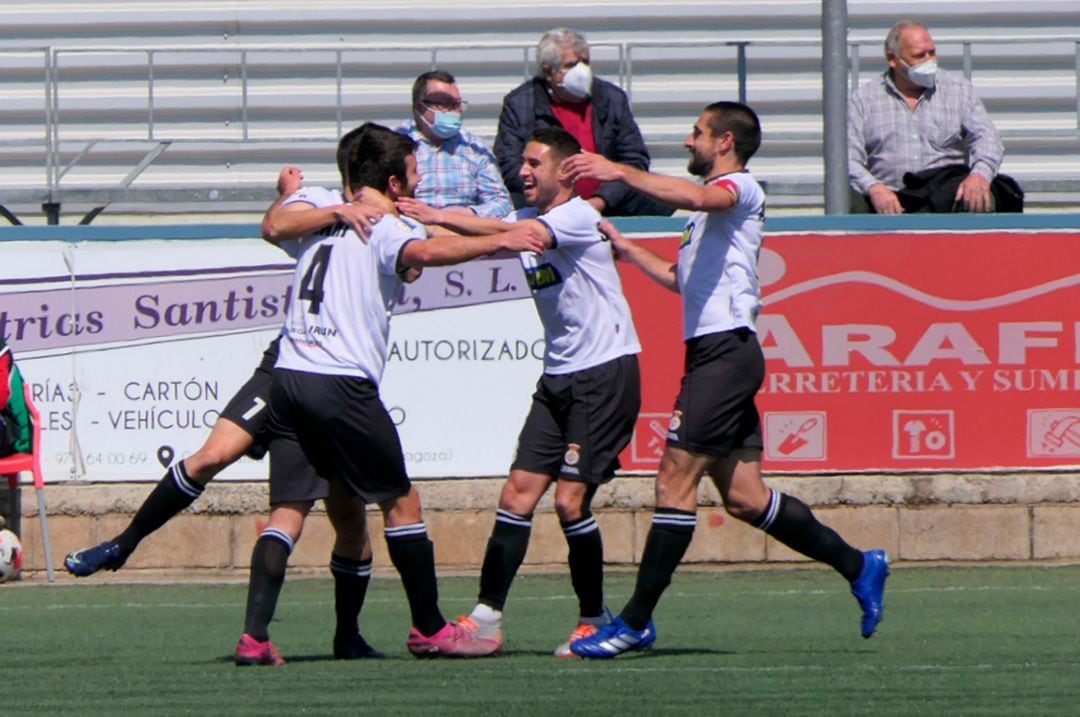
[2,237,543,482]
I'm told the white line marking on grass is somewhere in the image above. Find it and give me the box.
[721,584,1080,597]
[3,582,1078,613]
[473,661,1080,677]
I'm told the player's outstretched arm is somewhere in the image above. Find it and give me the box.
[261,167,387,244]
[396,196,514,236]
[562,152,736,213]
[263,200,348,244]
[401,222,547,268]
[261,166,306,243]
[600,219,679,293]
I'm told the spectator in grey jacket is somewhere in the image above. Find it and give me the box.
[494,27,672,217]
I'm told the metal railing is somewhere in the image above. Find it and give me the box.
[4,35,1080,220]
[35,34,1080,135]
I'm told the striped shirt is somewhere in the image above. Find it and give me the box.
[396,119,513,218]
[848,70,1004,194]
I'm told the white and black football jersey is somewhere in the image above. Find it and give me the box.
[677,170,766,339]
[510,196,640,375]
[276,186,424,385]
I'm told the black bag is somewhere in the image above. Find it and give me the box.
[899,164,1023,213]
[990,173,1024,213]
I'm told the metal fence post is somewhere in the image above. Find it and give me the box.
[147,50,155,141]
[849,42,860,91]
[241,49,249,140]
[822,0,849,214]
[736,42,747,104]
[44,48,55,198]
[336,49,343,138]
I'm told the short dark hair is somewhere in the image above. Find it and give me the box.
[702,101,762,164]
[412,69,457,107]
[336,124,366,189]
[337,123,417,193]
[527,126,582,163]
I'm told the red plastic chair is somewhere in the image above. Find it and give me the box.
[0,383,55,582]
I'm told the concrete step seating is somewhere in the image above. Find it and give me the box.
[0,1,1077,218]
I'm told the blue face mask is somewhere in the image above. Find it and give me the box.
[423,110,463,140]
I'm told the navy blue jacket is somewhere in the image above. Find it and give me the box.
[494,76,669,216]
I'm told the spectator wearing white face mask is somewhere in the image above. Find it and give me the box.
[494,27,674,217]
[396,70,512,218]
[848,20,1019,214]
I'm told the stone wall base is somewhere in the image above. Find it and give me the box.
[7,472,1080,581]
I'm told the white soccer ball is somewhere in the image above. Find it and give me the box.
[0,529,23,583]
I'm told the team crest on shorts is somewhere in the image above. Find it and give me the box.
[668,411,683,432]
[564,443,581,466]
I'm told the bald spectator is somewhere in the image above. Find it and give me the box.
[848,20,1022,213]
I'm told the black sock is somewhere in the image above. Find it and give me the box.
[757,490,864,582]
[114,462,204,555]
[477,509,532,611]
[330,554,372,639]
[243,528,293,641]
[622,508,696,630]
[563,513,604,618]
[385,523,445,636]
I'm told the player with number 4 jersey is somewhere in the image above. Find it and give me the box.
[243,123,544,661]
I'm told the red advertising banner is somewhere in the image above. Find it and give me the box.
[619,231,1080,473]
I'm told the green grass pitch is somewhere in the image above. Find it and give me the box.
[3,565,1080,715]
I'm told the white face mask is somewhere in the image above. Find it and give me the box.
[557,62,593,100]
[900,58,937,88]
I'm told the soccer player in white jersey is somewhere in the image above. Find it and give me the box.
[239,123,545,661]
[561,102,890,657]
[399,127,642,657]
[63,163,389,665]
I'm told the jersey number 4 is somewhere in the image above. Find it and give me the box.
[298,244,332,314]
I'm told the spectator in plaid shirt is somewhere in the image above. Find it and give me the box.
[395,70,513,219]
[848,20,1006,214]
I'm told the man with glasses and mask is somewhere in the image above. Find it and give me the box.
[494,27,673,218]
[396,70,512,218]
[848,20,1020,214]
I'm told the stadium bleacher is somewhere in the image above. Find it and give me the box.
[1,0,1078,222]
